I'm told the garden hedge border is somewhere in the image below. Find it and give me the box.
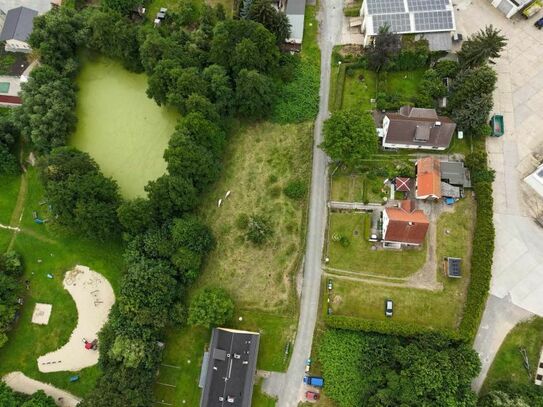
[325,315,460,339]
[458,151,495,341]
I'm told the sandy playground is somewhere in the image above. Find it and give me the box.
[3,371,81,407]
[37,265,115,373]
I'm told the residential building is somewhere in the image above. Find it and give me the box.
[199,328,260,407]
[285,0,305,44]
[0,6,38,53]
[416,157,441,200]
[524,163,543,198]
[382,200,429,247]
[359,0,457,51]
[378,106,456,150]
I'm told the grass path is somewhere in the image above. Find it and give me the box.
[8,172,28,250]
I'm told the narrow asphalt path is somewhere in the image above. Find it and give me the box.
[264,1,344,405]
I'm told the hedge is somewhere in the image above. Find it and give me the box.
[333,63,347,111]
[325,315,460,340]
[459,152,495,341]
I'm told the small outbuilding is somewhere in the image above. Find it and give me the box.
[445,257,461,278]
[0,6,38,53]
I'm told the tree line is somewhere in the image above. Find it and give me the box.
[15,2,295,405]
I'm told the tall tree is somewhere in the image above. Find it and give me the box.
[365,24,401,72]
[235,69,277,119]
[320,110,379,168]
[247,0,291,44]
[458,25,507,68]
[188,287,234,327]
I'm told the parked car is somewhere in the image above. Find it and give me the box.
[385,299,393,317]
[327,279,333,290]
[303,376,324,388]
[306,390,320,400]
[535,17,543,28]
[305,358,312,373]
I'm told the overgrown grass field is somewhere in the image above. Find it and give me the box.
[0,174,20,225]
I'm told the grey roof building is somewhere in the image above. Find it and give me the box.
[440,160,471,188]
[0,6,37,42]
[199,328,260,407]
[285,0,306,44]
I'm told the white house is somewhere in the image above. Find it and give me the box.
[524,163,543,199]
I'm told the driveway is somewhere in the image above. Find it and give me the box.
[261,0,344,405]
[454,1,543,391]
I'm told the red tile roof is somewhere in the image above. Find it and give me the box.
[416,157,441,199]
[395,177,411,192]
[0,95,21,105]
[384,202,429,245]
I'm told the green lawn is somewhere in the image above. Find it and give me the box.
[342,69,377,111]
[70,54,179,198]
[253,379,277,407]
[147,0,234,20]
[380,69,425,103]
[329,195,475,330]
[0,169,124,397]
[0,174,21,225]
[327,212,426,278]
[330,173,389,204]
[482,317,543,395]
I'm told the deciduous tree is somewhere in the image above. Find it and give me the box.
[188,288,234,327]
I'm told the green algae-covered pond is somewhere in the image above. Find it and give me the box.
[71,55,178,198]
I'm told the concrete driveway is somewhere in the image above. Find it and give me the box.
[454,1,543,391]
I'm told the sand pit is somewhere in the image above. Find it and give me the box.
[3,371,81,407]
[32,303,53,325]
[37,265,115,373]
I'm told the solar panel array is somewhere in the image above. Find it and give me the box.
[447,258,461,277]
[414,11,454,31]
[372,13,411,33]
[407,0,449,12]
[367,0,406,14]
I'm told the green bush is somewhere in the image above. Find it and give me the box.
[246,214,274,245]
[283,179,307,200]
[344,5,360,17]
[272,59,320,123]
[325,315,460,339]
[459,149,495,341]
[235,213,249,230]
[333,63,347,111]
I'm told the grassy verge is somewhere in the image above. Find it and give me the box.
[252,378,277,407]
[0,169,124,397]
[327,212,426,278]
[0,174,21,225]
[482,317,543,395]
[328,195,474,331]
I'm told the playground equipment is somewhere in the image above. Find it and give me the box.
[32,210,47,224]
[69,375,79,382]
[83,338,98,350]
[490,115,504,137]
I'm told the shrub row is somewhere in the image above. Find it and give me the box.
[325,315,460,340]
[459,153,495,341]
[333,63,347,111]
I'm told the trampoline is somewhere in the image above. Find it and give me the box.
[0,82,10,93]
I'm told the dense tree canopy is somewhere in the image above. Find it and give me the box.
[247,0,291,44]
[16,66,77,153]
[366,24,401,72]
[188,288,235,327]
[458,25,507,68]
[319,330,480,407]
[0,252,22,349]
[38,147,121,240]
[0,113,19,175]
[321,110,379,168]
[0,383,56,407]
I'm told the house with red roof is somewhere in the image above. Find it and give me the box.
[415,157,441,200]
[382,200,429,247]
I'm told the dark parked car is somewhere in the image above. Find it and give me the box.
[535,17,543,28]
[385,299,393,317]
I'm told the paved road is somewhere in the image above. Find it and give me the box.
[454,1,543,392]
[262,0,343,404]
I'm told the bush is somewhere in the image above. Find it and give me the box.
[376,92,401,110]
[272,59,320,123]
[188,287,235,328]
[283,179,307,200]
[246,214,274,245]
[459,147,495,340]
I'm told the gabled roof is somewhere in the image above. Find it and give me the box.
[384,201,429,245]
[440,160,471,187]
[384,106,456,149]
[416,157,441,199]
[0,6,37,42]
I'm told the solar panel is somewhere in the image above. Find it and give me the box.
[372,13,411,33]
[414,11,454,31]
[407,0,449,12]
[447,258,461,278]
[367,0,406,14]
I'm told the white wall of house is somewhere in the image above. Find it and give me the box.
[382,209,390,240]
[382,141,445,150]
[5,39,32,53]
